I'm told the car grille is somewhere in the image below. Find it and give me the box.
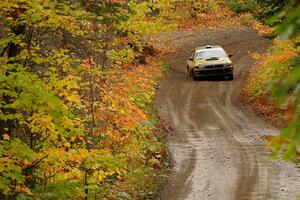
[205,64,224,69]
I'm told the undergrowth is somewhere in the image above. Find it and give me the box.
[242,39,298,127]
[242,37,300,160]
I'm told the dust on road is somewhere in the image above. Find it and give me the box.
[155,29,300,200]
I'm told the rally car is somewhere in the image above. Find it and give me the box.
[187,45,233,80]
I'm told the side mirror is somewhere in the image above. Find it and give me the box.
[188,57,193,61]
[228,54,233,58]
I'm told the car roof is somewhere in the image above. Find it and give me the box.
[195,45,224,52]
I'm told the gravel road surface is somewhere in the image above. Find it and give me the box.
[155,28,300,200]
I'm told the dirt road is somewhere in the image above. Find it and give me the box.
[155,29,300,200]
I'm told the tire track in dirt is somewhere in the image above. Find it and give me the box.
[156,28,300,200]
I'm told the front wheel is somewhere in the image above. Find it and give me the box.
[192,70,197,80]
[228,74,233,80]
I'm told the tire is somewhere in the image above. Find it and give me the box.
[192,70,197,80]
[228,74,233,80]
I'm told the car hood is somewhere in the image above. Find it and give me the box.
[194,57,232,66]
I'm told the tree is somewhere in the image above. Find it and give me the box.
[0,0,173,199]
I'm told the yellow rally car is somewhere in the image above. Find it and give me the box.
[187,45,233,80]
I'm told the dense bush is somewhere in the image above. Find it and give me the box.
[244,37,300,160]
[244,0,300,161]
[192,0,224,14]
[172,0,225,19]
[254,0,288,22]
[229,0,257,13]
[245,39,297,96]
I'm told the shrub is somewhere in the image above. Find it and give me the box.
[229,0,257,13]
[192,0,223,14]
[245,38,297,96]
[239,12,256,26]
[244,38,300,160]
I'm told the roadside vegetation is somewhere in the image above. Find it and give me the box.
[0,1,175,199]
[241,1,300,161]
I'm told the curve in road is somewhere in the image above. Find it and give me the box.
[156,29,300,200]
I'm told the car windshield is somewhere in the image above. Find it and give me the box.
[195,49,227,60]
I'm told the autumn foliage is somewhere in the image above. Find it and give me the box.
[243,37,300,160]
[3,0,298,198]
[0,0,173,199]
[2,0,264,198]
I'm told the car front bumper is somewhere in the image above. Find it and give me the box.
[194,67,233,77]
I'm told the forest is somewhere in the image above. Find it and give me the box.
[0,0,299,199]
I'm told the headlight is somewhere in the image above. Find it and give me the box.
[224,64,232,68]
[195,65,203,69]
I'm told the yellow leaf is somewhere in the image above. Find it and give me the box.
[23,160,32,167]
[3,134,10,141]
[70,136,76,142]
[64,142,71,148]
[15,185,33,196]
